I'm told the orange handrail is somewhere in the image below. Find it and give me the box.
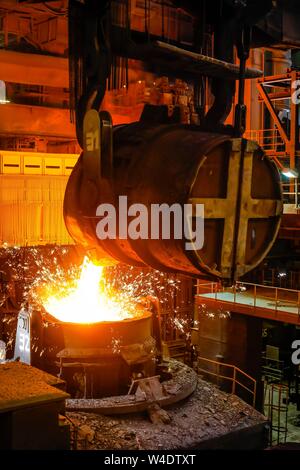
[197,281,300,321]
[196,355,257,407]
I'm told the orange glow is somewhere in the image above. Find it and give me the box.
[41,257,141,324]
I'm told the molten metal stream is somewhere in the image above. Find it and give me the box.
[41,257,141,324]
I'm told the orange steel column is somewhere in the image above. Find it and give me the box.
[290,70,299,171]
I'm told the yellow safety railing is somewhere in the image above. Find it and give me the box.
[196,355,257,407]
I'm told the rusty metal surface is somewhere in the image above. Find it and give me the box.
[45,308,156,399]
[149,41,263,80]
[117,39,263,81]
[64,123,282,280]
[0,361,68,413]
[189,139,282,278]
[66,360,197,415]
[44,309,153,350]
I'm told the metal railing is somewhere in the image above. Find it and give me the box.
[196,281,300,320]
[251,267,300,291]
[245,129,300,208]
[196,355,257,407]
[282,181,300,209]
[264,383,288,446]
[245,129,285,155]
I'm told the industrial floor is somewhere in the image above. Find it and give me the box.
[66,378,267,450]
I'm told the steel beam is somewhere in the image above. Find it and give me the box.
[0,103,75,138]
[0,50,68,88]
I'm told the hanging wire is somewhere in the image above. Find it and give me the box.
[125,0,131,90]
[68,0,85,123]
[108,0,130,92]
[144,0,148,35]
[161,0,165,39]
[144,0,151,41]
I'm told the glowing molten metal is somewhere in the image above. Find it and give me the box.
[41,257,140,324]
